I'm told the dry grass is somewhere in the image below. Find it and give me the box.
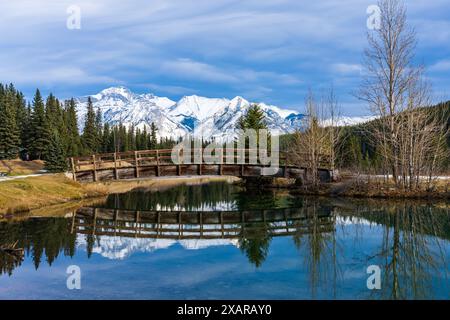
[84,176,239,194]
[0,159,44,176]
[0,175,238,217]
[0,174,107,215]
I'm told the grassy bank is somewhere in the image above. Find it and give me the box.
[286,177,450,199]
[0,174,107,215]
[0,174,239,216]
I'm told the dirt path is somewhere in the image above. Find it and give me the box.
[0,173,50,182]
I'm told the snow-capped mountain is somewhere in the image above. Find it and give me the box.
[320,115,377,127]
[75,86,305,140]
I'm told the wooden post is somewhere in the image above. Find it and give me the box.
[157,211,161,238]
[240,164,244,177]
[70,157,77,181]
[113,209,118,236]
[92,155,97,182]
[220,211,224,238]
[179,212,182,238]
[70,211,76,234]
[113,152,119,180]
[92,208,98,235]
[156,150,160,176]
[135,211,140,238]
[134,151,139,178]
[200,212,204,238]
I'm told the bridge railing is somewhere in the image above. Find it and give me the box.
[69,148,331,179]
[72,206,335,240]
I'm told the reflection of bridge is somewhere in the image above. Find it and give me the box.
[73,207,335,240]
[70,148,333,183]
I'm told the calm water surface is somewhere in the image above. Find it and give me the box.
[0,182,449,299]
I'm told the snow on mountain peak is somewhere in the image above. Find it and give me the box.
[76,87,306,140]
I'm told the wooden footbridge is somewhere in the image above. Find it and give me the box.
[70,148,333,183]
[72,206,335,240]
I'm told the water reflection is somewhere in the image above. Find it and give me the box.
[0,182,449,299]
[349,204,450,299]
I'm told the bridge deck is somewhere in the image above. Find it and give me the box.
[73,206,335,240]
[70,148,332,183]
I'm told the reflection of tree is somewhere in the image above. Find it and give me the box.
[354,203,450,300]
[234,188,279,210]
[0,218,76,276]
[0,251,24,276]
[292,200,339,299]
[101,182,239,211]
[238,222,272,268]
[381,205,448,299]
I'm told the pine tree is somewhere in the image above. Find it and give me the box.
[236,104,268,149]
[82,97,98,154]
[14,90,28,150]
[150,122,158,149]
[237,104,267,130]
[44,130,67,172]
[101,122,111,152]
[95,107,103,151]
[30,89,51,160]
[141,126,149,150]
[65,98,82,157]
[0,84,20,159]
[20,103,33,159]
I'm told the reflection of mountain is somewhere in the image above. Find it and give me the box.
[76,235,238,260]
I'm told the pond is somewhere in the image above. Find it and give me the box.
[0,181,449,299]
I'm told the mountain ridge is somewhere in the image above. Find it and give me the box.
[75,86,305,140]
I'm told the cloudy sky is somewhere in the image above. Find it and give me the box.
[0,0,449,116]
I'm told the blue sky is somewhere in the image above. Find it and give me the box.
[0,0,449,116]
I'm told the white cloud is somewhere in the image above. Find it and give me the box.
[429,60,450,72]
[332,63,363,75]
[160,59,238,83]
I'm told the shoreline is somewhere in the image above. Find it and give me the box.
[245,177,450,199]
[1,174,449,218]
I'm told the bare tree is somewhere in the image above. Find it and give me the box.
[359,0,448,190]
[289,90,335,186]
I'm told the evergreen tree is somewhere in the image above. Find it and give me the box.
[141,126,149,150]
[20,103,33,159]
[14,90,28,150]
[44,130,67,172]
[30,89,51,160]
[128,125,136,151]
[82,97,98,154]
[101,122,112,152]
[95,107,103,150]
[237,104,267,130]
[150,122,158,149]
[0,84,20,159]
[64,98,82,157]
[236,104,268,149]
